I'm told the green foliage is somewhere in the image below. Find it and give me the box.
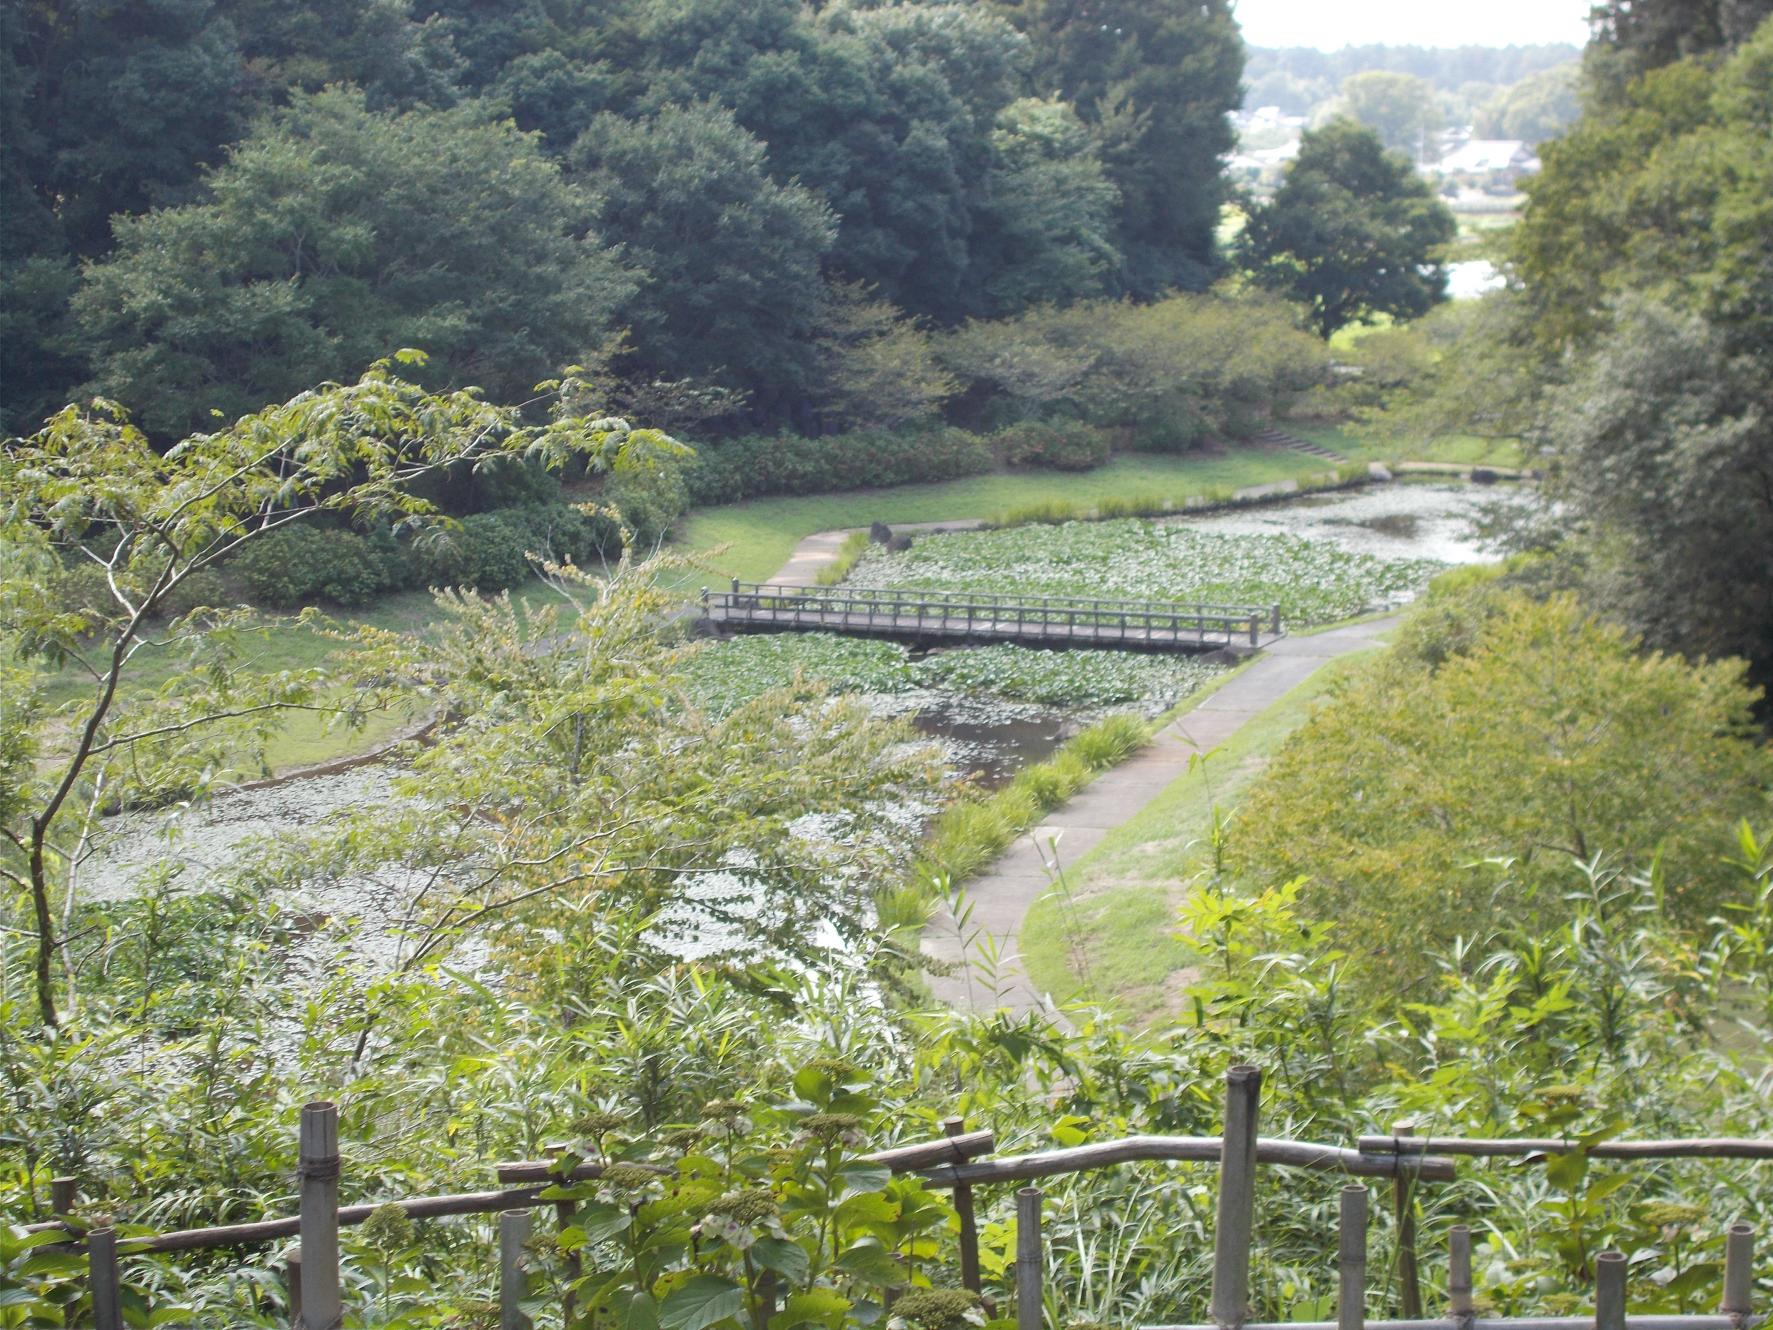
[0,360,675,1027]
[989,420,1112,472]
[939,290,1329,444]
[1238,119,1457,339]
[574,102,835,409]
[1011,0,1245,296]
[812,284,958,434]
[982,98,1122,312]
[233,527,402,608]
[1338,71,1439,155]
[1229,588,1773,986]
[682,430,995,508]
[913,713,1150,890]
[848,519,1440,626]
[676,635,914,719]
[73,89,633,440]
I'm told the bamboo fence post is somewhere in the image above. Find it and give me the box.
[1594,1252,1626,1330]
[1448,1226,1474,1330]
[1210,1065,1262,1329]
[500,1208,534,1330]
[1391,1122,1423,1319]
[284,1246,303,1328]
[88,1225,122,1330]
[1721,1224,1754,1325]
[945,1118,983,1294]
[1016,1187,1043,1330]
[1338,1186,1367,1330]
[297,1102,343,1330]
[52,1177,78,1219]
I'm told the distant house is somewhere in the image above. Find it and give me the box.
[1435,139,1540,184]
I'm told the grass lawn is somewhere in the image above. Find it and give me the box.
[670,449,1340,584]
[1017,648,1379,1026]
[36,583,561,775]
[1290,420,1529,471]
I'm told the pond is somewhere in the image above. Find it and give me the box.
[1173,480,1523,566]
[77,477,1522,979]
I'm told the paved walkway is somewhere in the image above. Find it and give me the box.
[770,520,982,586]
[918,616,1399,1015]
[756,510,1397,1019]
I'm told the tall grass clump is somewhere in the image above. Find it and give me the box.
[898,711,1153,915]
[815,530,871,585]
[1095,493,1169,520]
[990,498,1081,528]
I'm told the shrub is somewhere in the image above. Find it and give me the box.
[411,503,607,591]
[989,418,1112,471]
[1229,589,1773,984]
[158,568,231,618]
[682,427,994,505]
[605,459,690,550]
[232,526,399,607]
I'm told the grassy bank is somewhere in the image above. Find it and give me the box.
[1017,648,1382,1025]
[671,449,1339,584]
[1291,420,1529,470]
[877,712,1152,937]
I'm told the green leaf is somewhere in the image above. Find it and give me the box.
[773,1287,852,1330]
[658,1275,746,1330]
[621,1290,662,1330]
[751,1237,811,1282]
[836,1163,891,1198]
[1545,1148,1588,1190]
[834,1240,904,1286]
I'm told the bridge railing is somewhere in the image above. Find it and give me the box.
[705,580,1284,647]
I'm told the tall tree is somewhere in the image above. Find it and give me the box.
[573,102,835,425]
[1338,70,1439,159]
[980,97,1122,313]
[1013,0,1245,297]
[74,89,633,439]
[1238,119,1456,338]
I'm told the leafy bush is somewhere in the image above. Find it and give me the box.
[989,419,1113,471]
[411,503,607,591]
[683,427,994,505]
[605,458,691,550]
[232,526,401,607]
[157,567,231,618]
[1229,589,1773,984]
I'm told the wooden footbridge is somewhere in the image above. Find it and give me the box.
[702,580,1284,653]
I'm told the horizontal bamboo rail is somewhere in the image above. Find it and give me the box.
[1359,1135,1773,1161]
[1146,1319,1750,1330]
[913,1135,1458,1188]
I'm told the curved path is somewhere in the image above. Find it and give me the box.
[759,515,1398,1018]
[918,616,1397,1015]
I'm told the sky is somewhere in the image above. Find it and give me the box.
[1234,0,1592,49]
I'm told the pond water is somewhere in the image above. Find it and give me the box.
[77,479,1522,980]
[1171,481,1521,566]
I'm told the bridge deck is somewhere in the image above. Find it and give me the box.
[702,582,1284,654]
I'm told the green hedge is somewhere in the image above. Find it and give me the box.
[683,426,995,505]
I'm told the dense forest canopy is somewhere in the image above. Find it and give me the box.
[0,0,1245,438]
